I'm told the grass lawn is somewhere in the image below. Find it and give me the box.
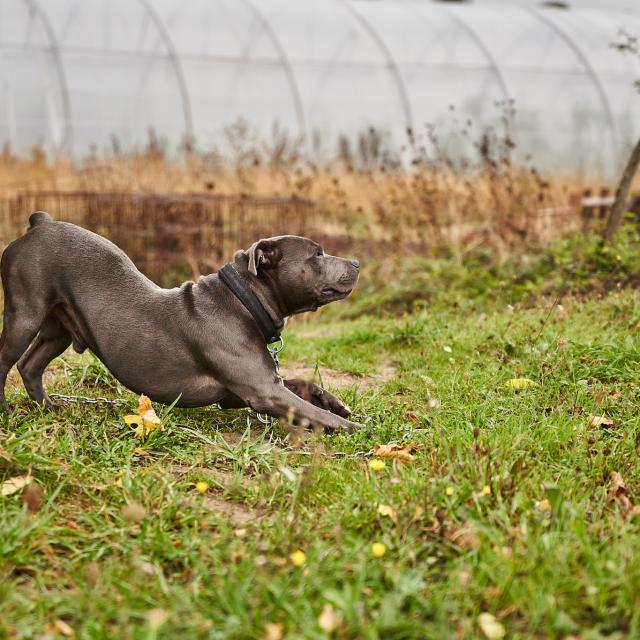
[3,250,640,638]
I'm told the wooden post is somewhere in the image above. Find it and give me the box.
[603,137,640,243]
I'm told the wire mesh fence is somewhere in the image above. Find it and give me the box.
[0,189,608,289]
[0,192,320,285]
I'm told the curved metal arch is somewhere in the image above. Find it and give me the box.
[341,0,414,134]
[239,0,307,147]
[138,0,195,149]
[437,5,513,121]
[526,7,619,161]
[23,0,73,153]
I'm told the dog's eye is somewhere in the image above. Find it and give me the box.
[316,249,324,257]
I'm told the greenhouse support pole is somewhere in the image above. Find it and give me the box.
[138,0,195,151]
[343,0,414,135]
[241,0,308,151]
[24,0,72,154]
[528,7,619,165]
[440,6,513,126]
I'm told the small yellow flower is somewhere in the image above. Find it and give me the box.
[369,459,386,472]
[445,486,454,496]
[195,481,209,494]
[290,550,306,566]
[505,378,538,389]
[371,542,387,558]
[479,485,491,496]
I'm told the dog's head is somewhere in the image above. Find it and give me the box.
[236,235,359,315]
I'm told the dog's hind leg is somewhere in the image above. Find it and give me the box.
[0,304,48,411]
[17,315,71,408]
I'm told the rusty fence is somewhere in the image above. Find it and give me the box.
[0,192,319,285]
[0,189,625,288]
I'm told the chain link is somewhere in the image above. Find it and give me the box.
[48,345,416,462]
[48,393,127,406]
[256,337,285,426]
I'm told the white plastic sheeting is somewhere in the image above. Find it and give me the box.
[1,0,639,176]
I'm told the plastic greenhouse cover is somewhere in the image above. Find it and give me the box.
[0,0,638,176]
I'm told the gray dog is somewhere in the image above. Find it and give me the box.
[0,212,362,432]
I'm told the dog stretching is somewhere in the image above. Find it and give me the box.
[0,212,362,432]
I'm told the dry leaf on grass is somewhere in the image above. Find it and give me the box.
[607,471,640,519]
[264,623,284,640]
[373,442,419,463]
[121,502,147,523]
[44,619,74,637]
[146,608,168,631]
[377,504,397,523]
[587,414,615,428]
[124,395,163,438]
[478,612,505,639]
[1,474,33,496]
[318,603,339,632]
[23,483,44,513]
[444,522,479,550]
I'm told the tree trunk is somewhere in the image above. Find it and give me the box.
[603,136,640,243]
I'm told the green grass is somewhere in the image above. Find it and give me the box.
[3,237,640,638]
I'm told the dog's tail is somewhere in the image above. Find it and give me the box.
[28,211,52,228]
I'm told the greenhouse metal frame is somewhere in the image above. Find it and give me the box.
[2,0,639,175]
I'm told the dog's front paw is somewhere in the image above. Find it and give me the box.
[303,381,352,418]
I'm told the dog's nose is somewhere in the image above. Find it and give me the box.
[350,259,360,270]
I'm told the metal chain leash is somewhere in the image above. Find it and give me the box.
[47,338,418,461]
[256,336,285,426]
[327,427,417,459]
[48,393,127,406]
[47,339,286,417]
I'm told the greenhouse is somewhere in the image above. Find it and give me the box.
[2,0,640,176]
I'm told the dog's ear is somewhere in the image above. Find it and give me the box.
[246,239,283,276]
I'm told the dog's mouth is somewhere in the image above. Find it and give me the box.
[320,285,353,300]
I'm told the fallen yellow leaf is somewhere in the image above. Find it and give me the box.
[587,414,615,428]
[478,612,505,639]
[318,603,338,632]
[505,378,538,389]
[124,395,163,438]
[44,619,74,638]
[535,498,551,512]
[1,474,33,497]
[264,623,284,640]
[146,608,168,631]
[373,442,419,463]
[377,504,397,522]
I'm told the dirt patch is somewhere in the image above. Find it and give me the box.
[283,362,395,389]
[169,463,234,485]
[201,496,256,527]
[171,463,259,527]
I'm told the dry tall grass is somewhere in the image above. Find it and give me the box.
[0,123,629,259]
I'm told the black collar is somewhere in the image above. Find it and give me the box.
[218,264,281,344]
